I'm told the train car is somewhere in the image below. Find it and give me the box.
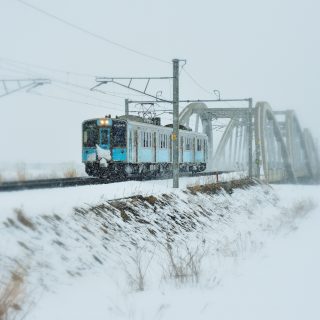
[82,115,208,177]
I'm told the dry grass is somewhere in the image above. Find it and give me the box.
[16,170,27,182]
[0,271,25,320]
[290,199,316,218]
[63,168,78,178]
[187,178,255,195]
[163,240,207,285]
[124,246,154,292]
[14,209,36,231]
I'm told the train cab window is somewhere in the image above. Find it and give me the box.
[83,127,98,147]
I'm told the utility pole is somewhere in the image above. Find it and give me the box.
[125,98,129,116]
[93,58,182,188]
[248,98,253,178]
[172,59,180,188]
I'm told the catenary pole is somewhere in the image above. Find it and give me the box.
[125,98,129,116]
[248,98,253,178]
[172,59,180,188]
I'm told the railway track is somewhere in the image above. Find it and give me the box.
[0,171,227,192]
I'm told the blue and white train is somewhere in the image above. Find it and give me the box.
[82,115,208,177]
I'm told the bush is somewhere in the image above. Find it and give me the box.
[0,271,25,320]
[63,168,77,178]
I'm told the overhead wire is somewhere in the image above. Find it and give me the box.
[29,91,123,112]
[0,56,95,78]
[0,60,125,111]
[0,60,124,103]
[0,57,148,98]
[15,0,170,65]
[181,65,235,108]
[52,83,123,107]
[181,67,212,95]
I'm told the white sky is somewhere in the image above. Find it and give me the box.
[0,0,319,163]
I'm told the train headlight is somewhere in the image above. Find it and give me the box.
[98,119,109,126]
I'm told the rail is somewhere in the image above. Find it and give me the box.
[0,171,230,192]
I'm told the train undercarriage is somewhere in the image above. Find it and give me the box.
[85,161,206,178]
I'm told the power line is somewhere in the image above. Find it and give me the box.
[29,91,123,112]
[181,66,234,108]
[0,60,127,102]
[181,67,212,95]
[15,0,170,65]
[0,57,95,78]
[1,57,147,98]
[52,82,123,106]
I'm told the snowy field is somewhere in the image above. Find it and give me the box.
[0,178,319,320]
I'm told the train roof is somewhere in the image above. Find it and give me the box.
[82,116,208,137]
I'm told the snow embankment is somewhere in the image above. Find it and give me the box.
[0,179,319,320]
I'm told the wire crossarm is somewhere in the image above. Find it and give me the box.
[92,76,172,102]
[0,78,51,98]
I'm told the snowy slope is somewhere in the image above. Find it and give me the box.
[0,180,319,320]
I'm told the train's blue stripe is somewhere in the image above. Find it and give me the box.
[82,148,96,162]
[112,148,127,161]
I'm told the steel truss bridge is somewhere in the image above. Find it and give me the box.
[180,101,320,183]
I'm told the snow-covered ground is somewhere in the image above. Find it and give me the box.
[0,162,86,181]
[0,179,319,320]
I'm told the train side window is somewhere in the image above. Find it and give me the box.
[143,131,151,148]
[197,139,201,151]
[186,138,191,150]
[160,133,163,148]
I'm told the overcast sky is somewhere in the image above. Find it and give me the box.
[0,0,319,163]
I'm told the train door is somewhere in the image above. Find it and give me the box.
[128,130,132,162]
[133,130,138,163]
[153,132,157,163]
[180,136,184,162]
[100,128,110,149]
[192,137,196,162]
[169,134,173,162]
[204,140,208,162]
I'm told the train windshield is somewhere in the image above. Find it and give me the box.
[112,121,126,147]
[83,122,98,147]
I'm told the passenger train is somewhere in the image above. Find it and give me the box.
[82,115,208,177]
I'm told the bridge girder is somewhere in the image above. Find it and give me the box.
[179,100,319,183]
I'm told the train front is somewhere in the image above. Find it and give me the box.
[82,117,127,177]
